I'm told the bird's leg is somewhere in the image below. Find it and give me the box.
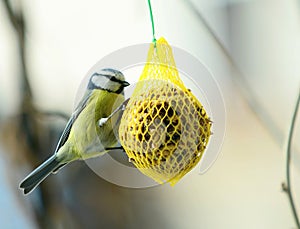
[105,146,124,151]
[99,98,130,127]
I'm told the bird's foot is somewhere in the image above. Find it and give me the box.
[99,117,108,127]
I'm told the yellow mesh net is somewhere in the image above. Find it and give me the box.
[119,37,212,185]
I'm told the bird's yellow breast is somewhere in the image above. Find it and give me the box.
[69,90,124,159]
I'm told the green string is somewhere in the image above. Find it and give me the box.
[147,0,157,47]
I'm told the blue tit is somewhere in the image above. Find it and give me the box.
[20,68,130,194]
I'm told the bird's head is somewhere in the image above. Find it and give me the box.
[88,68,129,94]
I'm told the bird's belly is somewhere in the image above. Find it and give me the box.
[71,115,118,160]
[73,121,104,159]
[82,139,106,159]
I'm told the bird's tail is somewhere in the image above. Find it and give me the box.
[19,155,66,195]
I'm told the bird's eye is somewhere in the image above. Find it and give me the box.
[110,76,118,82]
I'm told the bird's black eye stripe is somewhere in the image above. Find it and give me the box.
[93,72,125,85]
[103,74,124,84]
[109,76,125,84]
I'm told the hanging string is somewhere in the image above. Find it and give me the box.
[147,0,157,47]
[284,88,300,229]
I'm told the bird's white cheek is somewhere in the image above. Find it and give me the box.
[92,76,110,88]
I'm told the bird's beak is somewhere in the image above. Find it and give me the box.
[123,81,130,87]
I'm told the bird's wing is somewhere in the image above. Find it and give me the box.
[54,91,92,153]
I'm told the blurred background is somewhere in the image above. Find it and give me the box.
[0,0,299,228]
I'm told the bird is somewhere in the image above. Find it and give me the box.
[19,68,130,194]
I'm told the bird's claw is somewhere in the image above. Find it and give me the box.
[99,117,108,127]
